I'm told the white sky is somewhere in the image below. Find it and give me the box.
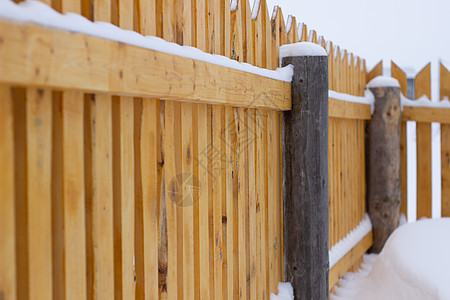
[264,0,450,74]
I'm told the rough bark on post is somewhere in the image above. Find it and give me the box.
[281,42,329,300]
[367,77,402,253]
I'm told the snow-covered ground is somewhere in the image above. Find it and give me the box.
[332,218,450,300]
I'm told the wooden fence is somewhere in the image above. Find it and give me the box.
[0,0,376,299]
[390,62,450,219]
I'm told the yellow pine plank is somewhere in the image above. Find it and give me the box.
[0,21,291,111]
[181,102,195,300]
[401,107,450,124]
[197,103,210,299]
[255,110,268,300]
[85,94,114,300]
[12,88,28,300]
[441,63,450,99]
[0,86,16,300]
[164,100,180,300]
[26,88,53,300]
[328,98,372,120]
[367,60,383,83]
[62,92,87,300]
[141,99,160,298]
[334,47,340,93]
[194,1,210,298]
[225,106,238,299]
[267,111,280,292]
[337,119,343,241]
[415,63,432,219]
[333,119,338,246]
[112,96,135,300]
[89,3,114,298]
[442,124,450,217]
[212,105,224,300]
[222,3,231,297]
[237,107,248,300]
[248,109,257,300]
[270,7,281,75]
[328,41,334,91]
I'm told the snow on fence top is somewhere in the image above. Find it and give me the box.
[280,42,328,58]
[366,76,400,88]
[0,0,294,82]
[329,213,372,269]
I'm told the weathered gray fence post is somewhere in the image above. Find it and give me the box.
[281,42,329,299]
[367,76,402,253]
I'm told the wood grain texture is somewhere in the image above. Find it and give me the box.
[328,98,371,120]
[367,60,382,82]
[26,88,53,300]
[415,63,432,219]
[401,106,450,124]
[282,55,329,300]
[367,86,401,253]
[0,86,16,300]
[0,21,291,111]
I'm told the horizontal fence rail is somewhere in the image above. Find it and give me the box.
[0,21,291,110]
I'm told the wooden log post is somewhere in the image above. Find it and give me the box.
[281,42,329,300]
[367,76,402,253]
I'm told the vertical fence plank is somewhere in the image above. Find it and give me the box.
[248,108,257,300]
[442,124,450,217]
[256,110,268,300]
[26,88,53,300]
[194,1,210,298]
[197,102,210,299]
[85,94,114,300]
[367,60,383,82]
[62,92,87,300]
[164,100,180,300]
[225,106,238,299]
[237,107,248,300]
[415,63,432,219]
[181,102,195,300]
[391,61,408,219]
[113,96,135,300]
[441,63,450,217]
[0,86,16,300]
[211,105,224,300]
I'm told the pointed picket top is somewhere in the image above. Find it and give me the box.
[251,0,261,19]
[274,6,287,46]
[326,40,331,54]
[367,60,383,82]
[286,15,293,33]
[441,62,450,100]
[297,22,307,42]
[318,35,325,49]
[308,29,317,44]
[334,45,340,60]
[286,16,299,44]
[415,63,431,100]
[391,61,407,96]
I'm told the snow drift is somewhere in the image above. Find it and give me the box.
[332,218,450,300]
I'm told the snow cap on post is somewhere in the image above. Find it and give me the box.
[280,42,327,58]
[367,76,401,88]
